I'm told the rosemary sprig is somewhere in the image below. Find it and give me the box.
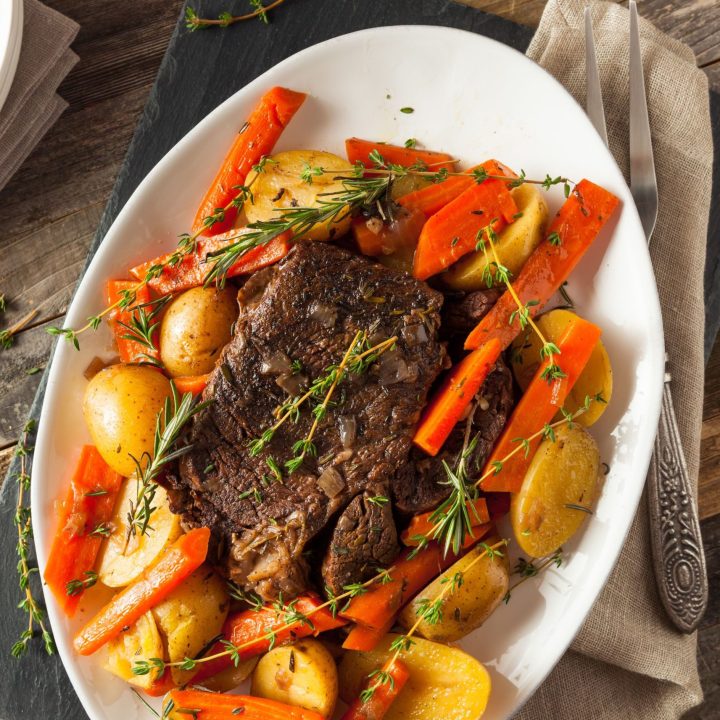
[185,0,286,30]
[12,420,55,658]
[117,295,171,367]
[204,174,393,287]
[127,384,211,537]
[1,308,38,350]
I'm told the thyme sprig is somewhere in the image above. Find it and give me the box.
[503,550,564,604]
[127,384,211,537]
[185,0,287,31]
[12,420,55,658]
[1,308,38,350]
[248,331,397,466]
[360,541,507,704]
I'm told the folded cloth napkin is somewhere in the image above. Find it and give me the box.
[0,0,79,191]
[509,0,712,717]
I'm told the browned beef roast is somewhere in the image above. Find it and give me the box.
[162,242,447,600]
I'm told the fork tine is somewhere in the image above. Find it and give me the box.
[629,0,658,241]
[584,7,608,146]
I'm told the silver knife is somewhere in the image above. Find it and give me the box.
[585,4,708,633]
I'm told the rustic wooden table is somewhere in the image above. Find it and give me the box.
[0,0,717,716]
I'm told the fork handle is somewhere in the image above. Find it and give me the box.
[647,356,708,633]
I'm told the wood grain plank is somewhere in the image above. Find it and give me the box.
[700,336,720,520]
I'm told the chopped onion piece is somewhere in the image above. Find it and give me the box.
[338,415,357,448]
[309,302,337,328]
[318,466,345,498]
[260,350,292,375]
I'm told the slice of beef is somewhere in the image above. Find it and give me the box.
[392,357,514,515]
[440,288,502,361]
[321,489,398,594]
[162,242,445,600]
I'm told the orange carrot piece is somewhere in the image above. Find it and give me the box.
[401,499,490,546]
[106,281,159,364]
[340,658,410,720]
[143,669,176,697]
[412,177,518,280]
[465,179,620,350]
[192,87,307,235]
[173,374,210,396]
[351,207,425,258]
[164,690,325,720]
[340,543,462,631]
[345,137,455,171]
[44,446,123,617]
[413,339,502,457]
[73,527,210,656]
[130,232,291,296]
[342,618,394,652]
[398,159,516,218]
[481,315,602,493]
[191,593,346,683]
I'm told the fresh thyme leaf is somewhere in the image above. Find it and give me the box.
[66,571,98,596]
[404,138,417,148]
[565,503,593,514]
[400,107,414,114]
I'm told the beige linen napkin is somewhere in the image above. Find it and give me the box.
[0,0,79,190]
[511,1,712,718]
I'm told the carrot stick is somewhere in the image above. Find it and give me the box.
[480,315,602,493]
[465,179,620,350]
[413,339,501,456]
[44,446,123,616]
[191,593,346,683]
[192,87,307,235]
[340,658,410,720]
[398,158,516,218]
[412,177,518,280]
[345,137,455,171]
[173,374,210,396]
[106,281,159,364]
[351,206,425,258]
[73,527,210,656]
[401,499,490,546]
[130,231,291,296]
[340,543,462,631]
[164,690,325,720]
[342,618,394,652]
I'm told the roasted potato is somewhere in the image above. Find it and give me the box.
[105,610,164,689]
[83,364,173,476]
[339,634,491,720]
[152,566,229,685]
[244,150,354,241]
[251,639,338,718]
[509,308,612,426]
[511,424,600,557]
[97,477,182,587]
[398,542,509,642]
[159,286,238,378]
[443,183,548,290]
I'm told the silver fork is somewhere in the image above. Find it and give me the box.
[584,3,707,633]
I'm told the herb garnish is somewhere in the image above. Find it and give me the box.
[185,0,286,30]
[12,420,55,658]
[1,308,38,350]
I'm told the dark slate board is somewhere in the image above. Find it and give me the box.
[1,1,718,718]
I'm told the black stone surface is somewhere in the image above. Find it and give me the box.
[0,1,717,718]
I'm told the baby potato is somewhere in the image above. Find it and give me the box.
[160,286,238,378]
[83,364,173,476]
[509,308,612,426]
[105,610,164,689]
[398,543,509,642]
[251,639,338,718]
[512,424,600,557]
[97,477,182,587]
[152,566,229,685]
[443,183,548,290]
[244,150,354,241]
[339,634,491,720]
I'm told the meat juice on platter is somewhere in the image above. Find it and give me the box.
[37,86,620,720]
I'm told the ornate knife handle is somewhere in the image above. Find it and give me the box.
[647,355,708,633]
